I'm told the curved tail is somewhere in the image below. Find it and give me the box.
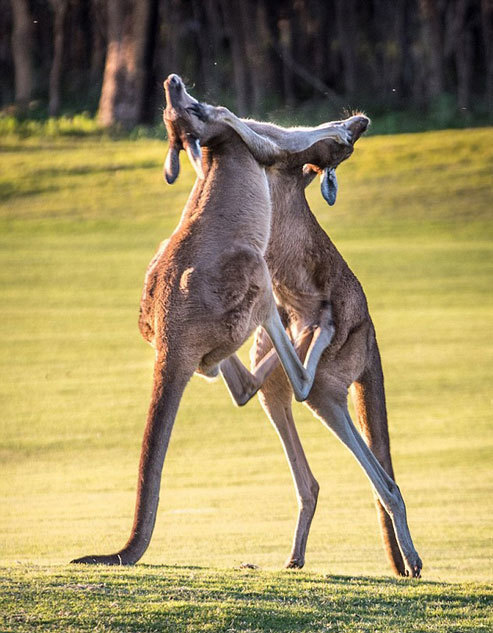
[350,342,406,576]
[72,352,192,565]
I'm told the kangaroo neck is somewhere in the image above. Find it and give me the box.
[265,170,342,296]
[267,171,318,253]
[178,140,272,254]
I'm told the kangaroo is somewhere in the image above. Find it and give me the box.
[71,74,352,566]
[190,104,422,578]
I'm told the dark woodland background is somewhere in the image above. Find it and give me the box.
[3,0,493,130]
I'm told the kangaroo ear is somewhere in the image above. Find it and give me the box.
[184,136,204,180]
[320,167,338,206]
[164,143,181,184]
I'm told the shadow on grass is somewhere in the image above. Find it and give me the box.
[2,564,492,632]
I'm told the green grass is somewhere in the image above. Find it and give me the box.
[1,128,492,631]
[1,566,492,633]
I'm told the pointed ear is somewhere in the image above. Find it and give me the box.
[164,144,181,184]
[184,136,204,180]
[320,167,338,206]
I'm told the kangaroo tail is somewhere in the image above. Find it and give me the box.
[350,341,406,576]
[72,351,193,565]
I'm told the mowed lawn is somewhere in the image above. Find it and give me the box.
[0,128,492,632]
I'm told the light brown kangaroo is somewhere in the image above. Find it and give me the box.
[71,74,353,566]
[194,105,422,577]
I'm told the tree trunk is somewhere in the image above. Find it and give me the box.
[192,0,215,97]
[482,0,493,116]
[450,0,471,111]
[374,0,406,98]
[221,0,248,115]
[312,2,328,84]
[90,0,106,84]
[278,16,295,107]
[9,0,33,108]
[456,28,472,111]
[396,0,412,98]
[419,0,445,102]
[335,0,357,96]
[239,0,266,115]
[49,0,68,116]
[98,0,155,128]
[201,0,222,96]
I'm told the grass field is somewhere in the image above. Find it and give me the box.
[1,128,492,631]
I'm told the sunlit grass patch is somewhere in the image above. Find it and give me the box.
[1,566,492,633]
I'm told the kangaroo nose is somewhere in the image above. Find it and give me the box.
[356,115,370,133]
[163,74,183,100]
[168,74,181,87]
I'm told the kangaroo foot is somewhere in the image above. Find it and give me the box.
[71,553,131,566]
[234,381,261,406]
[285,556,305,569]
[403,553,422,578]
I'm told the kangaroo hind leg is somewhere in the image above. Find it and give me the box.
[71,350,195,566]
[220,302,334,407]
[307,382,422,578]
[253,327,319,569]
[262,393,320,569]
[350,343,407,576]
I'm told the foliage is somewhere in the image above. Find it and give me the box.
[1,102,491,142]
[3,0,493,127]
[0,113,172,140]
[0,113,104,138]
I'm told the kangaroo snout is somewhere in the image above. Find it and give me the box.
[168,73,181,87]
[163,74,186,114]
[346,115,370,143]
[164,73,183,91]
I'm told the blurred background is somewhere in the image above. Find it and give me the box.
[2,0,493,133]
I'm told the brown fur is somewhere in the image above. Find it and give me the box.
[210,110,422,577]
[71,75,352,566]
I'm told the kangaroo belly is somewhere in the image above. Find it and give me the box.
[194,248,271,376]
[200,247,267,315]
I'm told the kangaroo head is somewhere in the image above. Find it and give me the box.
[303,114,369,206]
[163,74,203,183]
[163,74,234,183]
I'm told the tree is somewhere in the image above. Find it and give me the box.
[9,0,33,109]
[221,0,249,115]
[336,0,357,96]
[448,0,473,111]
[482,0,493,115]
[2,0,492,124]
[49,0,69,116]
[419,0,445,102]
[98,0,158,127]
